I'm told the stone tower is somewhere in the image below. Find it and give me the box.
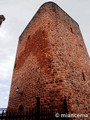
[8,2,90,115]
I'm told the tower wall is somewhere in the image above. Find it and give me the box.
[8,2,90,114]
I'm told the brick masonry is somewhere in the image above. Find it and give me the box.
[8,2,90,116]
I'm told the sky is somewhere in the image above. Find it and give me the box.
[0,0,90,108]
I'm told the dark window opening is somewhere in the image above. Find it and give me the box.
[70,27,73,33]
[63,96,68,113]
[28,35,30,39]
[79,43,83,48]
[18,105,24,112]
[76,99,80,107]
[82,71,85,81]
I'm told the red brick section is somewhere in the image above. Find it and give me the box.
[8,1,90,118]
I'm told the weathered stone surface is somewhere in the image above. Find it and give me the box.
[8,2,90,118]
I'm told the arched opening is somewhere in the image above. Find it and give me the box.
[70,27,73,33]
[18,105,24,112]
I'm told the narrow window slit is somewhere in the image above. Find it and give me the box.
[70,27,73,33]
[28,35,30,39]
[63,96,68,113]
[82,71,85,81]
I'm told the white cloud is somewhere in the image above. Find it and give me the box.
[0,29,6,38]
[0,83,8,89]
[0,55,15,80]
[4,97,8,100]
[0,83,10,108]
